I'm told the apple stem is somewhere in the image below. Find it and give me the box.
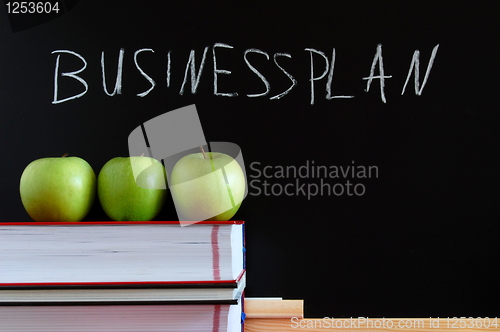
[200,146,207,159]
[62,153,68,158]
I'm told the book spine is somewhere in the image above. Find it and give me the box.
[242,223,246,271]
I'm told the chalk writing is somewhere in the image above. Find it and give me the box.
[101,48,124,96]
[402,44,440,96]
[244,48,270,98]
[52,50,88,104]
[51,43,439,105]
[134,48,155,97]
[363,44,393,104]
[213,43,238,97]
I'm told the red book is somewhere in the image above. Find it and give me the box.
[0,221,245,305]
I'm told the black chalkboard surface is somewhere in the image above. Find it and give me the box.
[1,1,499,318]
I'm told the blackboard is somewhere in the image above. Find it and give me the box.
[1,1,498,319]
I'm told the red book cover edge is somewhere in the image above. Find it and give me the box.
[0,220,245,226]
[0,270,246,288]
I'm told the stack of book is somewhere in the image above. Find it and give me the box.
[0,221,245,331]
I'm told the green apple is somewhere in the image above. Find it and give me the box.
[97,156,167,221]
[170,150,246,221]
[20,155,96,221]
